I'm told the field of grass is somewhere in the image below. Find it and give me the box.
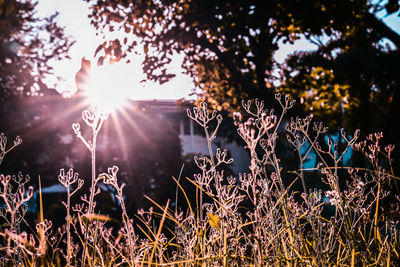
[0,94,399,266]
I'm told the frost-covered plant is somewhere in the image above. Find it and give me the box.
[0,173,33,262]
[0,133,22,166]
[0,173,32,234]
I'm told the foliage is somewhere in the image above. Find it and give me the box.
[280,7,400,132]
[84,0,400,177]
[0,0,73,100]
[0,95,399,266]
[85,0,399,113]
[279,3,400,174]
[281,66,361,130]
[84,0,330,109]
[0,0,73,186]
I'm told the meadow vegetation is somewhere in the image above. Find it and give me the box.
[0,94,399,266]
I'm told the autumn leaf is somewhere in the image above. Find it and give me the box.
[208,213,220,231]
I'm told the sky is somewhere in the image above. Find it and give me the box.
[36,0,400,100]
[37,0,194,100]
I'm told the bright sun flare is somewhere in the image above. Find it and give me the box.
[83,63,144,113]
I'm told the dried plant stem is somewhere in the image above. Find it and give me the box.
[72,107,107,267]
[116,183,135,263]
[59,169,83,266]
[1,95,399,266]
[147,200,169,266]
[81,145,96,266]
[66,192,73,265]
[88,136,97,215]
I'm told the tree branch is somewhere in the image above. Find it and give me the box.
[365,13,400,48]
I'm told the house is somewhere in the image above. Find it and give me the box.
[130,100,251,174]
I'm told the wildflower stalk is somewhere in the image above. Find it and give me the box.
[0,134,22,167]
[101,166,136,264]
[1,94,398,265]
[72,106,108,266]
[188,104,220,212]
[58,169,84,266]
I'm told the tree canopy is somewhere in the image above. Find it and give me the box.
[0,0,72,99]
[85,0,400,169]
[85,0,399,109]
[280,6,400,135]
[0,0,74,178]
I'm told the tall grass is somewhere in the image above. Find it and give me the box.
[0,94,399,266]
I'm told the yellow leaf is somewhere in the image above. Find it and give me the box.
[84,213,111,222]
[208,213,220,231]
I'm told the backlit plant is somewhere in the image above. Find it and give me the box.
[0,94,398,266]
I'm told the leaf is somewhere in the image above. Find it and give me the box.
[208,213,220,231]
[83,213,111,222]
[94,42,105,57]
[97,56,105,66]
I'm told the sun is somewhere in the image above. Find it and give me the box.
[86,64,133,112]
[82,62,145,113]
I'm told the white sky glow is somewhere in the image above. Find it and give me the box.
[36,0,194,102]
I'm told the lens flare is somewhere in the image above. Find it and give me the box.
[84,64,136,112]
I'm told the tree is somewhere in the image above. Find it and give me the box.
[0,0,73,181]
[279,2,400,172]
[85,0,398,110]
[84,0,315,110]
[0,0,72,99]
[85,0,400,169]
